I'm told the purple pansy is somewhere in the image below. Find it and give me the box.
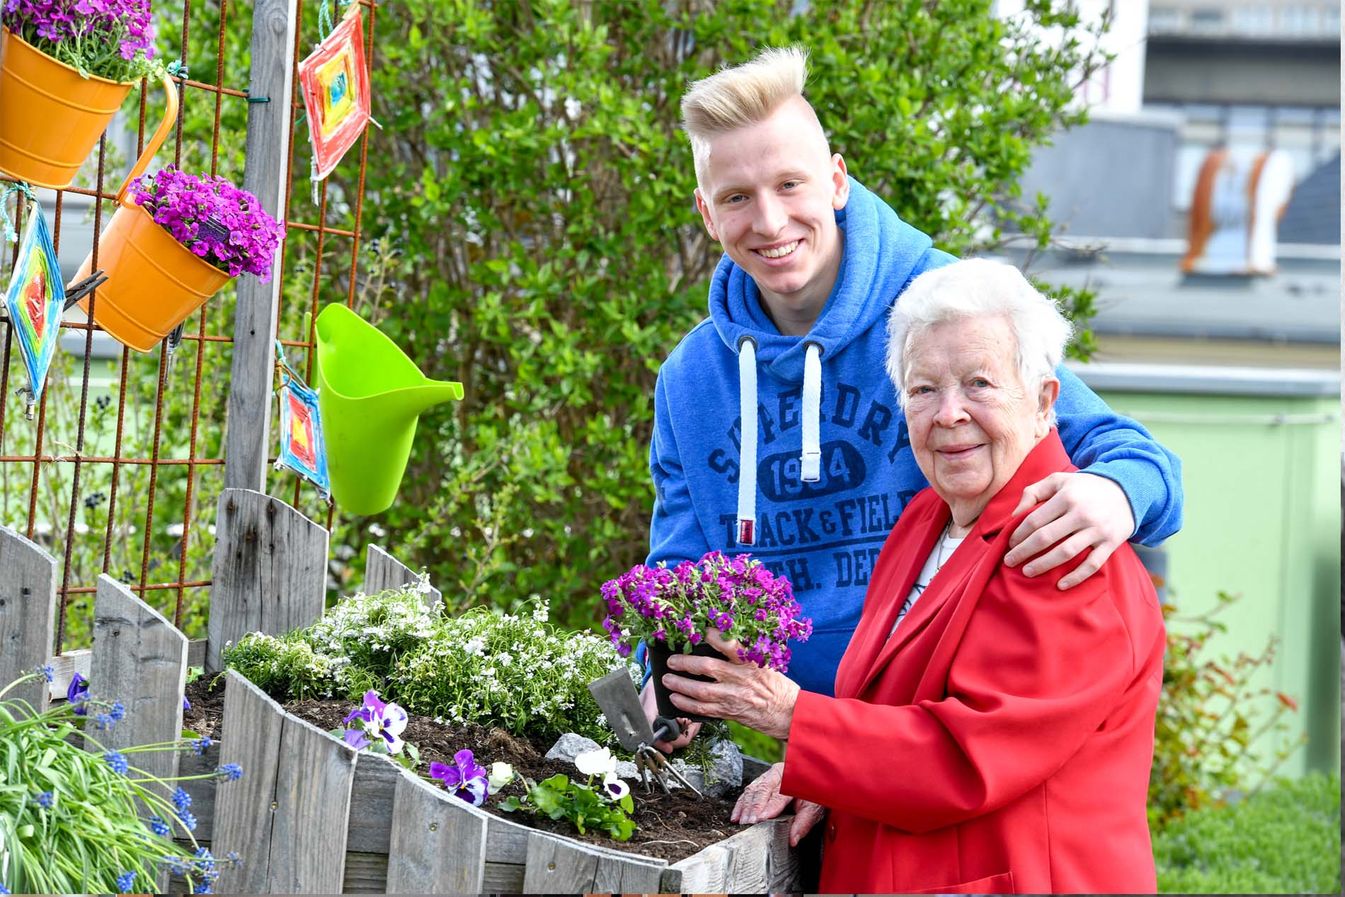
[600,551,812,674]
[341,690,409,755]
[429,749,489,807]
[126,167,284,281]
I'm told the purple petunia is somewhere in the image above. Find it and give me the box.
[600,551,812,674]
[126,167,284,281]
[3,0,159,83]
[429,749,489,807]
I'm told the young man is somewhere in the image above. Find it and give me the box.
[645,47,1181,745]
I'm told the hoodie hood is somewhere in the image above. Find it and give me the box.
[707,176,936,382]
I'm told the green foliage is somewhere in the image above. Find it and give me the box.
[1149,592,1305,829]
[390,601,631,743]
[0,670,218,894]
[501,773,637,842]
[726,720,784,764]
[222,587,630,743]
[1154,773,1339,894]
[360,0,1106,628]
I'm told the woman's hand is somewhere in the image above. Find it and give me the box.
[662,629,800,739]
[638,679,701,753]
[732,762,826,847]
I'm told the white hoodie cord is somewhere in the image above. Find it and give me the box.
[800,342,822,482]
[736,337,758,545]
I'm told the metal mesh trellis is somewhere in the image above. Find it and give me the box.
[0,0,379,654]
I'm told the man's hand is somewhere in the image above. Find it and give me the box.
[1005,471,1136,589]
[638,678,700,753]
[731,762,825,846]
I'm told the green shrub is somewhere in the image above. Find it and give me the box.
[1149,592,1304,828]
[1154,773,1339,894]
[391,601,632,744]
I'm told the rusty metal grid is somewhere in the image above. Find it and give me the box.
[0,0,378,652]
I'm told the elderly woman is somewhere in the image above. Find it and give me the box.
[663,258,1166,894]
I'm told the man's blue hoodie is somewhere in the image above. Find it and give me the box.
[648,178,1182,696]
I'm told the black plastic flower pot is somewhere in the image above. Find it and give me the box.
[647,639,726,724]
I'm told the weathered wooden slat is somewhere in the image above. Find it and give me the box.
[267,711,357,893]
[481,860,526,892]
[522,830,666,892]
[0,525,57,711]
[385,771,488,893]
[178,747,219,841]
[47,640,206,700]
[766,814,803,890]
[720,819,771,891]
[91,575,188,782]
[363,543,442,608]
[346,750,402,853]
[341,852,388,894]
[212,671,285,894]
[483,811,534,862]
[223,0,298,492]
[206,488,328,672]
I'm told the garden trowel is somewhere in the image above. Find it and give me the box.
[587,668,703,797]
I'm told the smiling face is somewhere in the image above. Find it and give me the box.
[902,315,1058,530]
[693,96,850,335]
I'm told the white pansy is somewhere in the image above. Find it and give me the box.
[601,772,630,802]
[574,747,617,778]
[488,762,515,794]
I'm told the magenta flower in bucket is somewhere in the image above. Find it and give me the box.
[600,551,813,673]
[2,0,160,82]
[128,167,284,280]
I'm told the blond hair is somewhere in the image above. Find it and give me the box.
[681,46,811,182]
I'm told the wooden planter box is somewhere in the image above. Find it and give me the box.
[195,672,800,893]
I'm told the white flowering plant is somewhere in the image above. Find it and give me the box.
[500,746,636,841]
[222,587,632,744]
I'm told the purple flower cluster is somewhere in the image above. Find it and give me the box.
[128,167,284,281]
[600,551,813,674]
[3,0,158,83]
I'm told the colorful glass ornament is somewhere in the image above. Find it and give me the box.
[298,3,372,185]
[274,343,331,500]
[4,197,66,416]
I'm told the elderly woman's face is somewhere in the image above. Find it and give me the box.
[902,315,1056,523]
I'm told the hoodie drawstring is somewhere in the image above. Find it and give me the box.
[801,342,823,483]
[736,337,758,545]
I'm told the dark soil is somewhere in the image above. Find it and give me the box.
[182,677,741,862]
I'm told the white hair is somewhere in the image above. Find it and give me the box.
[681,47,812,183]
[885,259,1072,423]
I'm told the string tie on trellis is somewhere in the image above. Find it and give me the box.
[317,0,356,39]
[166,59,190,81]
[0,180,38,243]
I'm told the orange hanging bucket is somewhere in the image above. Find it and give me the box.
[0,27,175,191]
[64,70,228,354]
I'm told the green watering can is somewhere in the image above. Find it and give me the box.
[314,303,463,515]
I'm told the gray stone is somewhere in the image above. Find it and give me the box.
[679,738,743,799]
[544,733,602,763]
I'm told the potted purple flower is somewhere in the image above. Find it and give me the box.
[600,551,812,721]
[74,166,285,351]
[0,0,174,189]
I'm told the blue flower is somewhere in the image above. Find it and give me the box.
[34,790,54,809]
[149,815,171,836]
[216,763,243,782]
[68,672,90,715]
[191,882,214,895]
[104,751,129,775]
[94,712,114,730]
[191,736,213,757]
[116,870,136,893]
[172,786,192,813]
[178,810,198,832]
[183,695,191,711]
[110,701,126,721]
[36,663,54,683]
[0,881,10,894]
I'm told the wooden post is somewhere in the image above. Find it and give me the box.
[363,543,442,608]
[91,575,188,782]
[385,771,488,893]
[207,488,329,672]
[522,831,666,892]
[0,525,57,711]
[213,672,285,895]
[223,0,298,492]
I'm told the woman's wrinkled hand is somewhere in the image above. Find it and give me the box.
[731,761,826,847]
[663,629,800,739]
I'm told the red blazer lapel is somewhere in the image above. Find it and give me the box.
[844,432,1077,700]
